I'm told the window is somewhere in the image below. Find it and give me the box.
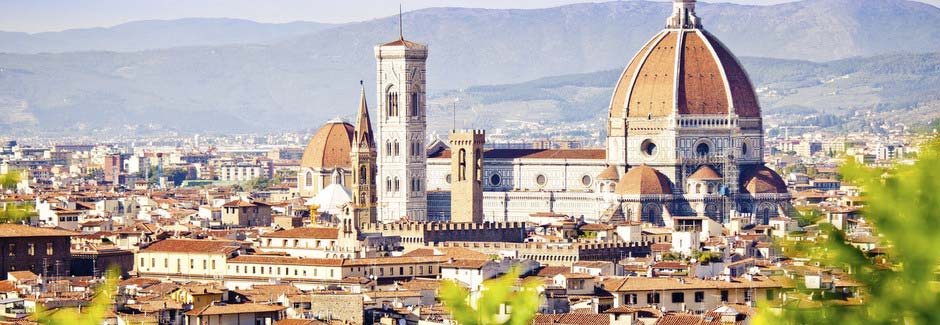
[625,294,638,305]
[386,90,399,117]
[305,171,313,186]
[445,174,452,184]
[359,165,367,184]
[394,140,400,156]
[672,292,685,303]
[536,174,547,187]
[744,289,754,302]
[694,291,705,303]
[400,267,404,275]
[140,258,144,267]
[163,259,167,267]
[766,289,775,301]
[27,243,34,256]
[458,149,467,181]
[490,173,501,186]
[641,139,658,156]
[386,141,392,156]
[46,242,54,255]
[411,92,419,117]
[394,177,400,192]
[581,175,592,187]
[8,243,14,256]
[386,177,392,192]
[647,293,660,304]
[720,290,729,302]
[696,142,710,156]
[202,260,207,269]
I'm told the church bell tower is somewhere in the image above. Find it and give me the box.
[449,130,485,224]
[351,82,377,225]
[375,30,429,222]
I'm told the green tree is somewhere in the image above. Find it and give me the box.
[35,267,119,325]
[0,171,34,224]
[757,138,940,324]
[440,268,542,325]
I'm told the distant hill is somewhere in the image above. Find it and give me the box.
[0,18,335,53]
[424,53,940,136]
[2,0,940,134]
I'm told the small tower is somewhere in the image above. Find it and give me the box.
[351,82,378,225]
[449,130,485,224]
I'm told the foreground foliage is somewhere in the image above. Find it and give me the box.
[757,138,940,324]
[35,268,119,325]
[440,268,542,325]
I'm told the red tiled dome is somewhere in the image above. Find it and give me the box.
[615,165,673,195]
[300,121,355,169]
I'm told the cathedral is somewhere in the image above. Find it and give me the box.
[298,0,792,228]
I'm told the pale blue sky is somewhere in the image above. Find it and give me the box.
[1,0,937,33]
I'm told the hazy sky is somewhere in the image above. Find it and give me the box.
[1,0,938,33]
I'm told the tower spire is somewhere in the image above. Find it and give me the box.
[354,80,374,149]
[666,0,702,29]
[399,4,404,41]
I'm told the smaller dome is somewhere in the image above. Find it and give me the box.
[305,183,352,215]
[740,165,788,194]
[300,121,355,170]
[597,165,621,181]
[688,165,722,180]
[615,165,673,195]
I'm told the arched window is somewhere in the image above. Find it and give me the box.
[394,177,400,192]
[386,88,399,117]
[411,92,419,117]
[386,177,392,192]
[305,171,313,187]
[386,141,392,156]
[359,165,367,184]
[393,140,400,156]
[475,149,483,182]
[695,183,702,194]
[458,149,467,181]
[696,143,710,156]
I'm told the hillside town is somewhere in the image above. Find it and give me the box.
[0,0,934,325]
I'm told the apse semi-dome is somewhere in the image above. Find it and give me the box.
[608,0,760,120]
[740,165,788,194]
[300,120,355,170]
[615,165,673,195]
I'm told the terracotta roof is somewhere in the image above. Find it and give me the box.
[429,148,605,160]
[442,259,490,269]
[740,165,788,194]
[0,280,16,292]
[380,38,425,48]
[141,239,240,254]
[610,29,760,119]
[7,271,38,282]
[228,255,345,267]
[260,227,339,239]
[533,313,610,325]
[185,303,285,316]
[222,200,256,207]
[300,121,354,169]
[601,276,787,292]
[688,165,722,180]
[0,224,76,238]
[597,165,620,181]
[615,165,673,195]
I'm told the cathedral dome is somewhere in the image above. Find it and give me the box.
[615,165,673,195]
[300,120,355,170]
[740,165,788,194]
[608,0,760,120]
[688,165,722,180]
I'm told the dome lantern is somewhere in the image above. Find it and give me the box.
[667,0,701,29]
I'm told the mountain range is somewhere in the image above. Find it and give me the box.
[1,0,940,134]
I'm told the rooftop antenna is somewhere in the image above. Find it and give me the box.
[399,4,404,40]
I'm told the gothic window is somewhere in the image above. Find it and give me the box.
[386,88,399,117]
[305,171,313,187]
[411,92,419,117]
[360,192,366,204]
[386,141,392,156]
[386,177,392,192]
[696,142,710,156]
[394,177,400,192]
[458,149,467,181]
[394,140,400,156]
[359,165,367,184]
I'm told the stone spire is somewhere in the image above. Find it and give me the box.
[353,81,375,150]
[666,0,702,29]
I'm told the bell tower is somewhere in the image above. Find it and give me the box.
[449,130,485,224]
[375,31,429,222]
[351,82,377,225]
